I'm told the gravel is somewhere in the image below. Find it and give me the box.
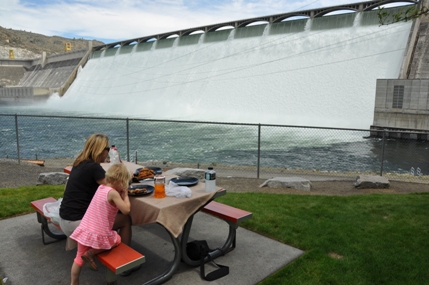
[1,160,428,195]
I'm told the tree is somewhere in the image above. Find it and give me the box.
[378,3,429,25]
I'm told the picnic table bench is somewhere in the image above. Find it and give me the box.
[30,197,145,285]
[201,201,253,253]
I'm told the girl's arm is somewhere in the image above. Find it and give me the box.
[109,190,131,215]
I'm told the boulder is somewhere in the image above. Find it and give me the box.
[37,172,69,185]
[354,175,389,189]
[164,168,206,180]
[259,177,311,191]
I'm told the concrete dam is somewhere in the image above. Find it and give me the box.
[0,48,90,102]
[2,0,428,132]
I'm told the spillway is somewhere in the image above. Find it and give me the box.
[46,8,413,129]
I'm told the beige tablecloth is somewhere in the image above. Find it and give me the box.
[66,161,224,238]
[129,181,224,238]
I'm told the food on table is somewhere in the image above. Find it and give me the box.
[128,187,148,194]
[135,168,156,180]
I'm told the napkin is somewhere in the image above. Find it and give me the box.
[166,181,192,198]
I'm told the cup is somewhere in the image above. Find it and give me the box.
[154,175,166,198]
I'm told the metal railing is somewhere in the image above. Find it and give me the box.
[1,113,428,183]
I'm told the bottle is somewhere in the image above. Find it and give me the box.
[154,175,166,198]
[205,167,216,192]
[109,145,121,165]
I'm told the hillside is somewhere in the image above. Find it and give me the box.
[0,26,104,59]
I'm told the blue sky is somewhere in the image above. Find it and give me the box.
[1,0,398,44]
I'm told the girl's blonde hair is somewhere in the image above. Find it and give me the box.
[105,163,132,190]
[73,134,109,166]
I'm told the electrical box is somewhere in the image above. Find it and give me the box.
[64,42,72,52]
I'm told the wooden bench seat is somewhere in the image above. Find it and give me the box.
[30,197,66,244]
[201,201,252,253]
[30,197,145,284]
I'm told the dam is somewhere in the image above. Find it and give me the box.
[55,7,412,129]
[0,1,423,130]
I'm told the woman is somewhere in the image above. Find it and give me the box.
[59,133,132,246]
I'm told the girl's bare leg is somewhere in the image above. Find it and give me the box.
[113,212,131,245]
[71,262,81,285]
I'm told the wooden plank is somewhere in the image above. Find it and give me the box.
[63,165,72,174]
[30,197,57,215]
[202,201,253,224]
[97,243,145,274]
[23,159,45,166]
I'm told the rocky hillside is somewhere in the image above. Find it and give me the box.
[0,26,104,59]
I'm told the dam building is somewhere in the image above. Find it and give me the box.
[371,0,429,139]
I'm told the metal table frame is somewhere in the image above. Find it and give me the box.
[142,190,232,285]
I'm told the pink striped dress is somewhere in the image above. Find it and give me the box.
[70,185,120,249]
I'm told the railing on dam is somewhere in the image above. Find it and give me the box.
[93,0,418,51]
[1,113,428,184]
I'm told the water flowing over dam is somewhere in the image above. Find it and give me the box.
[45,8,412,129]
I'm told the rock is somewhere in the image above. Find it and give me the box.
[259,177,311,191]
[37,172,69,185]
[354,175,389,189]
[164,168,206,180]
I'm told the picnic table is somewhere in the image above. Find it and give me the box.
[64,162,230,284]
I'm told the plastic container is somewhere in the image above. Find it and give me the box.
[205,167,216,192]
[109,145,121,165]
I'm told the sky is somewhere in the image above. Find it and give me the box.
[0,0,385,44]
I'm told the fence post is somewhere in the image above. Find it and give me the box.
[257,124,261,179]
[380,129,386,176]
[15,114,21,164]
[126,118,130,162]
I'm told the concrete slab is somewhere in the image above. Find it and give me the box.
[0,212,303,285]
[260,177,311,191]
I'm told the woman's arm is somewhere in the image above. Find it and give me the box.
[97,177,107,185]
[109,190,131,215]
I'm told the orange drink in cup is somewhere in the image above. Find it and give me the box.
[154,175,166,198]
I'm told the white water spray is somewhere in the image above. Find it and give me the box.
[43,10,412,129]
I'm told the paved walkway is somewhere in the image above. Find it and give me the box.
[0,211,303,285]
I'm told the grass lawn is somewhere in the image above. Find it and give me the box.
[2,185,429,284]
[217,192,429,285]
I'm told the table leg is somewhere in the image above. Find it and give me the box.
[142,228,181,285]
[37,212,66,245]
[181,213,238,267]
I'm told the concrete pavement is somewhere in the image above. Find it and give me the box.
[0,211,303,285]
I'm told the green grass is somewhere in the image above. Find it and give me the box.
[216,193,429,285]
[3,186,429,284]
[0,185,64,219]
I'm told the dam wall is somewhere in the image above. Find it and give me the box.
[47,7,413,129]
[0,47,90,103]
[0,65,25,87]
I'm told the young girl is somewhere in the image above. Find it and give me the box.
[69,163,132,285]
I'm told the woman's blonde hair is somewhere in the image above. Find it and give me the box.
[105,163,132,190]
[73,133,109,166]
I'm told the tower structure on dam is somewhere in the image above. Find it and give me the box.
[371,0,429,139]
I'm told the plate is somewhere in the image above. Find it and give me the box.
[134,167,162,176]
[170,177,199,187]
[128,184,154,196]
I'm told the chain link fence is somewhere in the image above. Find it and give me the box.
[1,114,428,183]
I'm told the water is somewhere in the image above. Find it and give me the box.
[1,8,427,176]
[1,113,428,176]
